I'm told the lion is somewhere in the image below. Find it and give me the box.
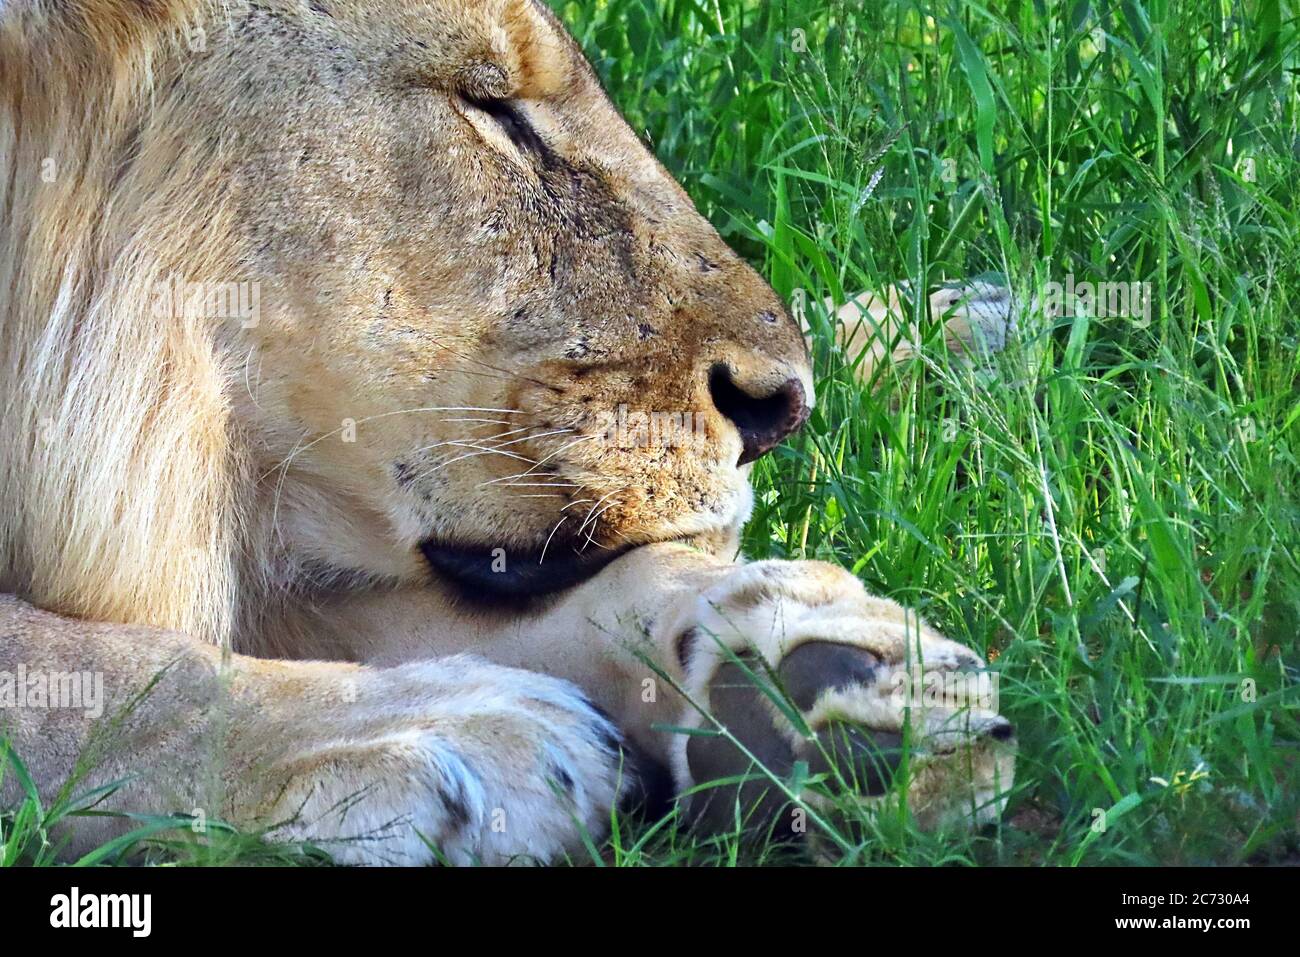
[0,0,1015,865]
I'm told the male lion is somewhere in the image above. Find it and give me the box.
[0,0,1015,864]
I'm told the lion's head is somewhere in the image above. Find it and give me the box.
[0,0,811,636]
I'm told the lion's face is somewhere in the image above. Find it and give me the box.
[184,0,810,595]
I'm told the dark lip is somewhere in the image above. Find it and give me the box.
[420,539,632,600]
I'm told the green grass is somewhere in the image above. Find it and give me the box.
[4,0,1298,866]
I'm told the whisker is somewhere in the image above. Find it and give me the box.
[420,445,538,478]
[580,494,624,550]
[538,515,570,566]
[412,427,569,456]
[478,429,572,451]
[482,433,599,484]
[259,406,533,481]
[428,365,540,386]
[497,482,583,489]
[268,428,312,551]
[472,426,536,444]
[577,488,623,539]
[428,338,560,392]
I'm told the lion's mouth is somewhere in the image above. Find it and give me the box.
[419,539,632,601]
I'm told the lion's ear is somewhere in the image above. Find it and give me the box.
[500,0,578,99]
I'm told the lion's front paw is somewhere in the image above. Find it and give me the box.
[662,562,1015,841]
[252,657,628,865]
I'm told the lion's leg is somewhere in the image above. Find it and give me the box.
[320,544,1016,842]
[811,280,1014,385]
[0,594,626,864]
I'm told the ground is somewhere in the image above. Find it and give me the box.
[3,0,1298,866]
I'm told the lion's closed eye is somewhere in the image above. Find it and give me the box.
[460,94,547,156]
[454,90,551,163]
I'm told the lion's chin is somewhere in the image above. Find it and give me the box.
[419,539,633,601]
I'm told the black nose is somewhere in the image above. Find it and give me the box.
[708,364,809,465]
[985,718,1016,742]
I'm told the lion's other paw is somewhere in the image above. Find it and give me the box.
[256,657,629,866]
[930,278,1016,357]
[818,279,1015,387]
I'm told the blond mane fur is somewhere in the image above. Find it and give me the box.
[1,0,247,643]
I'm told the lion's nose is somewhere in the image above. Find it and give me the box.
[708,364,809,465]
